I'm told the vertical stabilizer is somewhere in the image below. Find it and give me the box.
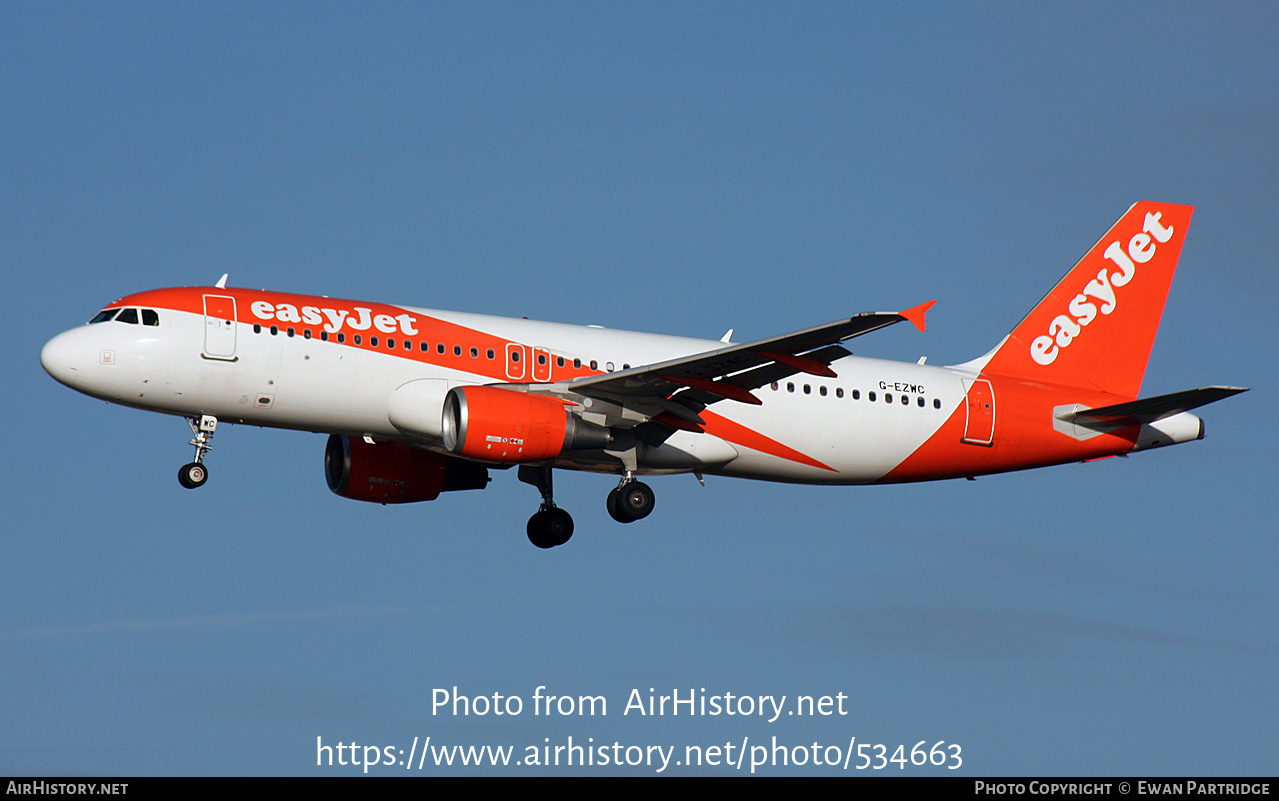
[979,202,1193,398]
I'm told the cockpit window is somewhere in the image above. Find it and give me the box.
[115,308,139,324]
[141,309,159,326]
[90,309,119,324]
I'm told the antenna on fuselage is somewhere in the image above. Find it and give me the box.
[215,274,228,288]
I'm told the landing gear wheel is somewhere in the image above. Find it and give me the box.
[606,487,626,523]
[527,507,574,549]
[179,415,217,490]
[608,481,654,523]
[619,481,655,520]
[178,462,208,489]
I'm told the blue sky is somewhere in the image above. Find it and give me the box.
[3,2,1275,775]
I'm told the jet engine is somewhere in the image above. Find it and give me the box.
[324,435,488,503]
[441,385,610,463]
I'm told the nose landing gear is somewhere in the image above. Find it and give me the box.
[178,415,217,489]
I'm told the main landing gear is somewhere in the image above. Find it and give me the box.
[519,465,573,549]
[178,415,217,489]
[519,466,657,548]
[606,474,655,524]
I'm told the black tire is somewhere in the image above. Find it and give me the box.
[544,507,573,546]
[616,482,655,521]
[178,462,208,489]
[606,487,630,524]
[527,508,573,548]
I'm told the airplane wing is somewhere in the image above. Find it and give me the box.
[560,302,935,425]
[1058,386,1248,428]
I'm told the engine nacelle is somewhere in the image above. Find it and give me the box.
[441,385,610,463]
[387,378,452,439]
[324,435,489,503]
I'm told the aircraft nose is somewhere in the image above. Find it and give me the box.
[41,329,83,388]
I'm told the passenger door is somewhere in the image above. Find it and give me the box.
[202,294,237,360]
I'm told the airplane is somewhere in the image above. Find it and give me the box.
[41,201,1246,548]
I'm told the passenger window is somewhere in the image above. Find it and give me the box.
[141,309,159,326]
[116,308,139,324]
[90,309,119,324]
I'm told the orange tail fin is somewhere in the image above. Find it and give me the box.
[979,202,1193,398]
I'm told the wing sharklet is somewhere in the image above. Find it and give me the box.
[897,300,936,332]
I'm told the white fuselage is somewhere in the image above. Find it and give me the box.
[42,294,973,485]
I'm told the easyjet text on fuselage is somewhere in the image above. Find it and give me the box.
[250,300,420,337]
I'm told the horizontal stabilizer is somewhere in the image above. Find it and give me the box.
[1059,386,1248,427]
